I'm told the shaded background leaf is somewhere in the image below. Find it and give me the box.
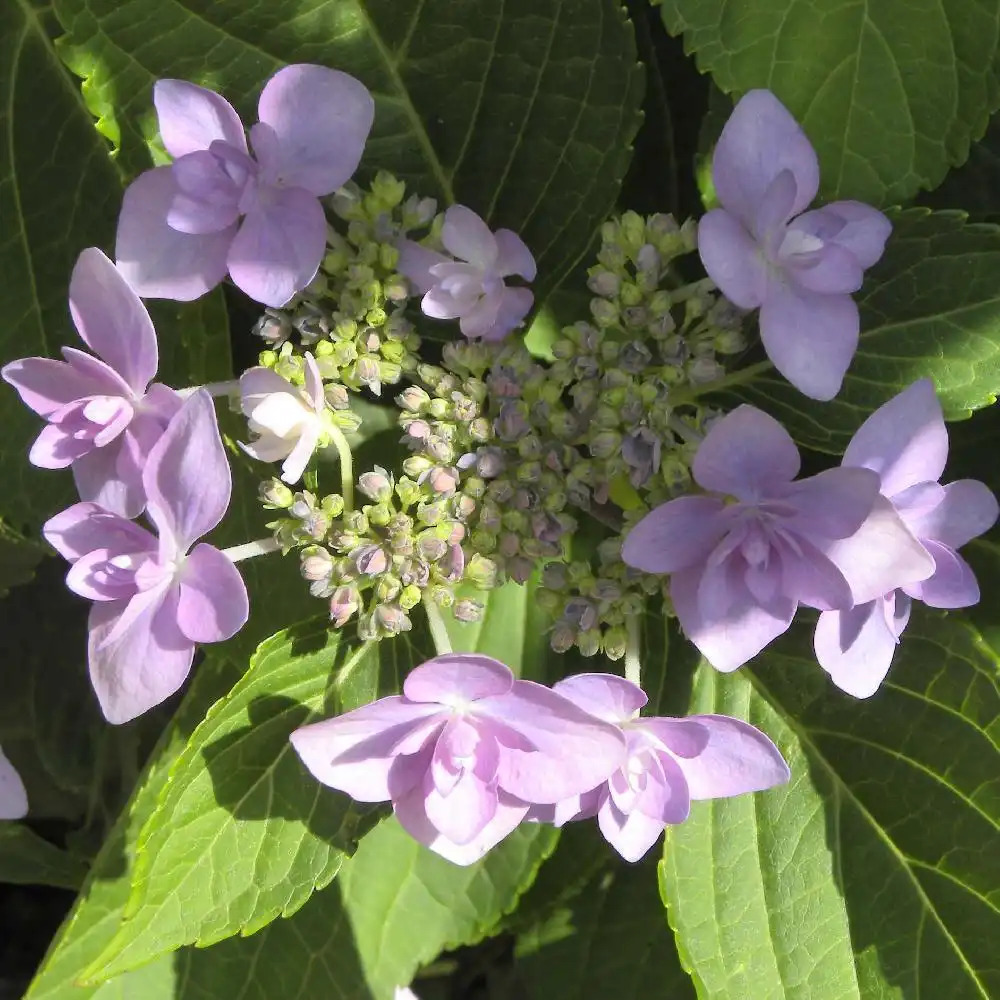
[660,0,1000,206]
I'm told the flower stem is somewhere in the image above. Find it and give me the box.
[180,379,241,399]
[422,594,453,655]
[667,360,771,407]
[327,423,355,512]
[221,537,281,563]
[624,614,642,687]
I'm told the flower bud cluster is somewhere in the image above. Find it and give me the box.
[252,171,427,396]
[262,465,492,640]
[400,341,581,585]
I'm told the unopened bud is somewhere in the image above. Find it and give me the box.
[358,467,393,502]
[452,599,483,623]
[260,478,294,509]
[466,553,498,590]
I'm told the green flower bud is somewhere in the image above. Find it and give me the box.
[469,529,497,553]
[395,477,424,508]
[367,503,393,527]
[550,622,576,654]
[452,599,483,623]
[258,349,278,368]
[577,628,602,658]
[259,478,294,509]
[428,586,454,609]
[466,553,498,589]
[619,282,643,307]
[397,385,431,412]
[343,509,369,534]
[602,625,628,661]
[536,588,561,613]
[358,466,393,503]
[399,584,423,610]
[375,573,402,603]
[403,455,434,478]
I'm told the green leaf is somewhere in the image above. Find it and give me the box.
[53,0,643,300]
[0,0,124,532]
[24,659,242,1000]
[0,824,87,889]
[922,113,1000,220]
[446,577,551,679]
[85,618,432,982]
[660,0,1000,206]
[726,209,1000,452]
[515,857,696,1000]
[660,612,1000,999]
[335,817,558,997]
[0,519,46,596]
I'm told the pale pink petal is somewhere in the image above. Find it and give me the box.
[783,466,880,539]
[621,496,728,574]
[1,356,107,417]
[693,405,800,497]
[794,201,892,269]
[303,353,324,412]
[483,682,626,803]
[424,726,499,844]
[526,786,602,826]
[842,380,947,496]
[753,170,798,246]
[823,495,935,604]
[596,790,668,863]
[397,240,450,294]
[637,718,710,759]
[227,189,327,307]
[87,591,195,724]
[903,479,998,550]
[551,673,647,724]
[487,286,534,340]
[459,289,506,340]
[814,597,908,698]
[403,654,514,703]
[154,79,247,158]
[668,715,789,798]
[394,787,529,866]
[421,286,466,320]
[66,548,142,602]
[291,704,443,803]
[698,209,768,309]
[175,543,248,643]
[166,151,244,234]
[29,420,94,469]
[43,502,155,562]
[144,390,230,552]
[905,542,980,608]
[759,284,858,401]
[782,242,864,295]
[116,168,236,302]
[441,205,498,268]
[671,566,796,672]
[779,536,854,611]
[494,229,536,280]
[0,747,28,820]
[71,442,143,518]
[712,90,819,228]
[68,248,158,391]
[280,421,320,485]
[254,65,374,194]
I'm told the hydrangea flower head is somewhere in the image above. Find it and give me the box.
[397,205,536,341]
[621,405,934,671]
[531,674,789,861]
[291,653,626,865]
[814,380,998,696]
[116,65,375,307]
[0,746,28,820]
[43,390,249,723]
[698,90,891,400]
[239,353,330,483]
[2,248,181,516]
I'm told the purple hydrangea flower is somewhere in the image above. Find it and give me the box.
[621,405,934,671]
[2,249,181,517]
[43,390,249,723]
[397,205,536,341]
[290,654,626,865]
[116,65,375,307]
[814,380,998,696]
[530,674,789,861]
[698,90,891,401]
[0,746,28,820]
[239,353,328,483]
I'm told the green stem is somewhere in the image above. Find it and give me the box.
[667,360,771,407]
[423,594,453,655]
[327,423,355,512]
[624,614,642,687]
